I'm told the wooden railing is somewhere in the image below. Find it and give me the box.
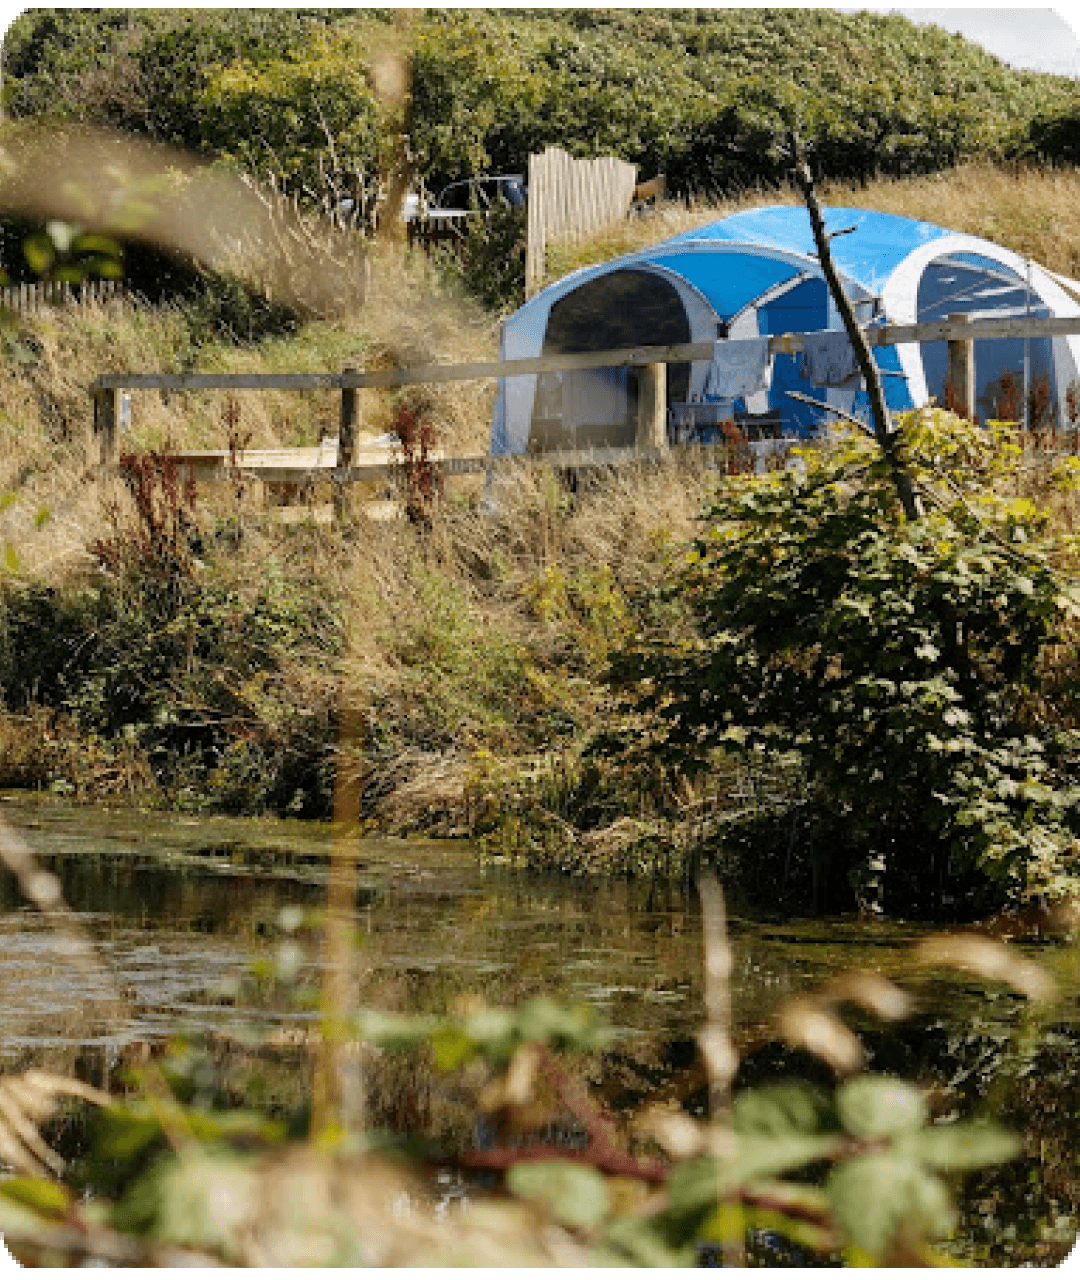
[89,313,1080,490]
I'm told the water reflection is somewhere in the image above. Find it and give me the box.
[1,794,1078,1264]
[0,794,1074,1056]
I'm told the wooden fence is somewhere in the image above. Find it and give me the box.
[89,313,1080,515]
[406,213,471,255]
[1,278,126,314]
[525,147,639,297]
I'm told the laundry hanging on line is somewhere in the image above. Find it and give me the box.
[800,329,862,387]
[703,336,772,400]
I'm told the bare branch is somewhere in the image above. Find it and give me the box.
[788,133,924,520]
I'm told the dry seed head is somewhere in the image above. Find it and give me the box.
[698,1025,739,1089]
[775,996,864,1075]
[914,932,1056,1003]
[824,970,915,1021]
[637,1104,705,1159]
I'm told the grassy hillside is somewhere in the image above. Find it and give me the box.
[4,8,1079,217]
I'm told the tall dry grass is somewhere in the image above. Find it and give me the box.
[335,455,712,828]
[823,162,1080,279]
[0,243,499,580]
[543,161,1080,285]
[5,157,1080,816]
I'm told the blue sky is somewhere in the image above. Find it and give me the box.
[865,6,1080,76]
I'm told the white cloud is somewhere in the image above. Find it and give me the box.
[885,6,1080,76]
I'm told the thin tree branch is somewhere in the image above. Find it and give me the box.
[788,133,924,521]
[785,390,876,437]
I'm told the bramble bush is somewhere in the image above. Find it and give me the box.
[610,410,1080,918]
[0,451,340,814]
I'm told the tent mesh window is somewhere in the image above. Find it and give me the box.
[529,269,691,452]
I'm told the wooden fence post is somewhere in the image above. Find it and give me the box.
[947,313,976,421]
[635,362,668,453]
[92,385,122,473]
[335,369,360,521]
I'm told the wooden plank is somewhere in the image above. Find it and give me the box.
[93,386,122,471]
[166,446,656,487]
[869,315,1080,347]
[556,147,571,242]
[138,438,847,493]
[338,369,360,469]
[93,315,1080,395]
[525,151,544,298]
[335,367,359,521]
[96,343,718,391]
[96,372,345,390]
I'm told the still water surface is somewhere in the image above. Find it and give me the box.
[0,793,1077,1264]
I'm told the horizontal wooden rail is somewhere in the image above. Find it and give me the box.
[170,445,657,486]
[92,343,715,392]
[93,315,1080,395]
[867,314,1080,348]
[89,312,1080,503]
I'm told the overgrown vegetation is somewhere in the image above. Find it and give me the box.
[0,447,340,813]
[607,414,1080,918]
[7,8,1079,197]
[4,7,1080,313]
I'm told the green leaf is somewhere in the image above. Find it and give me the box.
[668,1133,843,1212]
[595,1215,695,1267]
[826,1155,955,1258]
[837,1074,928,1138]
[734,1082,837,1136]
[898,1121,1021,1172]
[428,1024,476,1071]
[461,1006,516,1058]
[94,1104,166,1162]
[93,257,126,280]
[513,996,611,1051]
[185,1108,287,1147]
[356,1009,439,1053]
[72,233,124,258]
[0,1176,72,1222]
[508,1158,610,1228]
[23,232,55,275]
[53,263,89,284]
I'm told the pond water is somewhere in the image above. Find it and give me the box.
[0,793,1077,1265]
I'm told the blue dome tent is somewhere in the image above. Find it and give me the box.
[489,205,1080,454]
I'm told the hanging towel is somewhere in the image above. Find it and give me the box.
[703,336,772,400]
[800,330,861,387]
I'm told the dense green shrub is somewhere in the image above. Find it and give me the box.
[610,412,1080,918]
[0,453,340,815]
[5,8,1080,204]
[432,202,527,315]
